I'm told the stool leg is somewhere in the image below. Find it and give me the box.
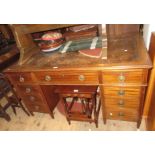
[62,97,71,125]
[85,98,91,118]
[68,97,76,113]
[93,95,97,128]
[81,98,86,114]
[97,98,101,127]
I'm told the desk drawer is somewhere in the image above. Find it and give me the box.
[6,72,35,84]
[104,98,140,109]
[103,86,141,98]
[21,93,50,113]
[34,71,99,84]
[27,103,49,113]
[102,69,147,85]
[21,93,44,105]
[17,85,41,95]
[106,108,138,122]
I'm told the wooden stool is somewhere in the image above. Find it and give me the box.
[0,73,30,121]
[55,86,101,128]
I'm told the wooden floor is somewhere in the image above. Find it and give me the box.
[0,98,146,131]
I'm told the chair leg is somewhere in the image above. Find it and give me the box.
[0,105,11,121]
[18,102,30,116]
[3,113,11,121]
[11,105,17,115]
[9,97,30,116]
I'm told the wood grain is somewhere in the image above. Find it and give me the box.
[143,32,155,130]
[4,25,152,128]
[102,69,147,85]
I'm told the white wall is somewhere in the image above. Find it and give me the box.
[143,24,155,49]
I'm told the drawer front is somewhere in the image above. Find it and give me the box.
[16,84,51,112]
[106,108,138,122]
[104,98,140,109]
[21,93,44,105]
[34,71,99,85]
[27,103,49,113]
[17,85,41,95]
[102,69,147,85]
[103,86,141,98]
[21,93,50,113]
[6,72,35,84]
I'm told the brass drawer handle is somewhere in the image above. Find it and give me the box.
[118,90,125,96]
[118,112,125,117]
[118,74,125,82]
[19,76,24,82]
[25,88,31,93]
[118,100,125,106]
[79,75,85,81]
[29,96,35,101]
[109,112,113,116]
[45,75,52,81]
[34,105,39,110]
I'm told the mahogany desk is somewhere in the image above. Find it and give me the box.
[4,34,152,128]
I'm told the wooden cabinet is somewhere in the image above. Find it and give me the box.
[4,24,152,129]
[6,72,58,118]
[102,82,146,127]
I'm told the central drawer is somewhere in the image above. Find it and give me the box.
[34,71,99,85]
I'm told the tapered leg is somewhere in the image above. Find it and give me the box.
[0,105,11,121]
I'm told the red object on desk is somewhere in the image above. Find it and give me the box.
[79,48,102,58]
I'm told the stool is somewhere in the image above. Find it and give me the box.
[55,86,101,128]
[0,73,30,121]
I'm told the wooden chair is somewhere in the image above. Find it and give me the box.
[0,73,30,121]
[55,86,101,128]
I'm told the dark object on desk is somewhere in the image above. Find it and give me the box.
[79,48,102,58]
[59,37,102,53]
[0,73,30,121]
[64,25,98,41]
